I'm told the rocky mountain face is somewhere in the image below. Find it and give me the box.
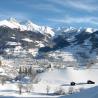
[0,18,98,68]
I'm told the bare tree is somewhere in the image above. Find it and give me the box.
[46,85,50,94]
[1,78,6,85]
[68,87,74,94]
[0,76,7,85]
[17,83,23,94]
[25,83,33,93]
[54,87,65,95]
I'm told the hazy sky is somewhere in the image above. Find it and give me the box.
[0,0,98,28]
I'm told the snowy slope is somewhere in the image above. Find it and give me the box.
[40,67,98,85]
[59,86,98,98]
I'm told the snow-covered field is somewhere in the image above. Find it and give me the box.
[60,86,98,98]
[0,67,98,98]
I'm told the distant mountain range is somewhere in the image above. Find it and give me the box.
[0,18,98,68]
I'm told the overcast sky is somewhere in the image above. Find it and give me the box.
[0,0,98,28]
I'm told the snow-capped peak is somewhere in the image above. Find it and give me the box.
[26,20,40,31]
[8,17,21,28]
[0,20,17,29]
[0,17,21,29]
[54,26,77,36]
[8,17,19,24]
[85,28,96,33]
[0,18,55,36]
[41,26,54,36]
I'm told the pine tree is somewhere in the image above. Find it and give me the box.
[19,66,22,74]
[0,60,2,67]
[25,67,28,75]
[28,66,32,75]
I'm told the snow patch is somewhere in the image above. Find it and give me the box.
[6,42,21,46]
[22,38,33,42]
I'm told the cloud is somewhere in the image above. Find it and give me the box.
[45,0,98,12]
[0,11,28,21]
[48,16,98,25]
[13,0,64,13]
[0,0,97,28]
[67,0,98,12]
[28,3,62,13]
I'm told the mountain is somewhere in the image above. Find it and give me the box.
[39,27,98,67]
[0,18,54,36]
[0,18,98,68]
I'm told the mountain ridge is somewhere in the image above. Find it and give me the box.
[0,18,98,68]
[0,18,55,36]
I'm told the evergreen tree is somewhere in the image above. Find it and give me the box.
[19,66,22,74]
[0,61,2,67]
[28,66,32,75]
[24,67,28,75]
